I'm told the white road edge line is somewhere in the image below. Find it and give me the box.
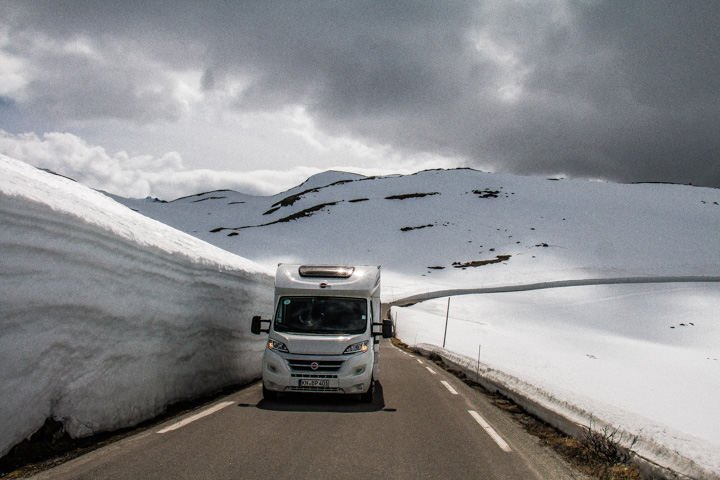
[441,380,458,394]
[157,401,235,434]
[426,366,437,375]
[468,410,512,452]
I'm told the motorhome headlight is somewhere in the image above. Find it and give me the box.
[344,341,368,355]
[268,338,289,353]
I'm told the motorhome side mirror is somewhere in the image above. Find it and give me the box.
[382,319,393,339]
[250,316,262,335]
[250,315,270,335]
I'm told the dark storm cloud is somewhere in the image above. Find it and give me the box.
[2,1,719,187]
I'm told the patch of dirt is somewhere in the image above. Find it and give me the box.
[173,190,232,202]
[273,193,304,208]
[269,202,338,223]
[267,179,358,214]
[452,255,511,268]
[385,192,439,200]
[211,202,339,233]
[473,189,500,198]
[400,224,434,232]
[263,206,281,215]
[191,196,227,203]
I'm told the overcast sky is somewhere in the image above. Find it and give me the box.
[1,1,718,199]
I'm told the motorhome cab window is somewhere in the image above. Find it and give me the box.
[275,297,367,335]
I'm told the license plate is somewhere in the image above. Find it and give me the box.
[299,379,330,388]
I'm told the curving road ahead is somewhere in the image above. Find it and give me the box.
[388,275,720,308]
[33,341,585,480]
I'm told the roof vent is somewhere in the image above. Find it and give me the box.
[298,265,355,278]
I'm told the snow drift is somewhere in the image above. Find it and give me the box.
[0,155,274,458]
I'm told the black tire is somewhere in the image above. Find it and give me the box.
[262,385,277,400]
[360,381,374,403]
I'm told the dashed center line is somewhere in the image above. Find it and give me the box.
[426,366,437,375]
[416,359,423,364]
[468,410,512,452]
[157,401,234,433]
[441,380,458,394]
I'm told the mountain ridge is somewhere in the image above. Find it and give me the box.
[113,168,720,298]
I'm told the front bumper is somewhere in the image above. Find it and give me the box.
[262,348,374,394]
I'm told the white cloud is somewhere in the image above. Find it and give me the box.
[0,27,28,97]
[471,30,531,104]
[0,130,454,200]
[0,131,179,197]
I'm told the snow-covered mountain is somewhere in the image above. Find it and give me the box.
[115,167,720,299]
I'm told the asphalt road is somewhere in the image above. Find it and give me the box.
[33,341,585,479]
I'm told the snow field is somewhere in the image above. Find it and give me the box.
[120,168,720,297]
[392,284,720,478]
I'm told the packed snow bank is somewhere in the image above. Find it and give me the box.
[0,155,275,458]
[392,285,720,478]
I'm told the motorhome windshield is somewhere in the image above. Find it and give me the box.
[274,297,368,335]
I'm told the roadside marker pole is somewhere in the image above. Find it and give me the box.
[442,297,450,348]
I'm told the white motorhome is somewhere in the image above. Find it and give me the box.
[251,264,392,402]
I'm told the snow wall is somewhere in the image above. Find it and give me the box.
[0,156,275,458]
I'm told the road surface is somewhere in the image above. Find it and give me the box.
[33,341,584,479]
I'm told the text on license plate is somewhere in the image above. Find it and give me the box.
[299,379,330,388]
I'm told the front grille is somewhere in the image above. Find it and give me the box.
[291,373,338,379]
[287,358,344,372]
